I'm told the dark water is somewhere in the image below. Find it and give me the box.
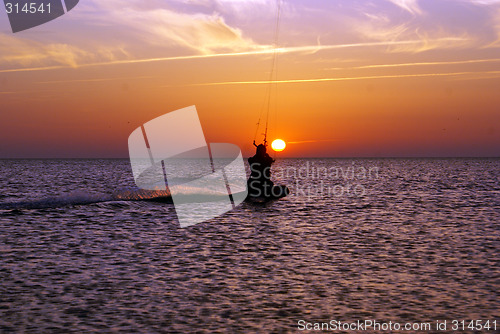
[0,159,498,333]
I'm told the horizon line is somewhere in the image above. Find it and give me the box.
[0,156,498,160]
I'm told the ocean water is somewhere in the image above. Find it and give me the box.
[0,158,498,333]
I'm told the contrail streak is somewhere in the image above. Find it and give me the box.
[191,70,500,86]
[327,58,500,71]
[0,37,467,74]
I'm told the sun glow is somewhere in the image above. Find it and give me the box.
[271,139,286,152]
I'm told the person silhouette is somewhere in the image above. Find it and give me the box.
[248,141,275,197]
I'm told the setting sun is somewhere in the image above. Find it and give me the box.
[271,139,286,152]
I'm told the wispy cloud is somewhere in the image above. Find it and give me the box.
[356,22,410,43]
[121,9,261,54]
[0,0,266,70]
[87,0,264,55]
[353,11,475,53]
[351,0,500,53]
[467,0,500,5]
[386,0,423,15]
[0,33,130,69]
[1,0,498,74]
[392,30,473,52]
[214,0,275,18]
[489,7,500,46]
[0,33,89,68]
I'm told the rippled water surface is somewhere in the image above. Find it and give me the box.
[0,159,498,333]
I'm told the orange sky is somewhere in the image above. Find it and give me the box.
[1,0,499,158]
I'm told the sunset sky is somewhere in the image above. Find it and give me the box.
[1,0,499,158]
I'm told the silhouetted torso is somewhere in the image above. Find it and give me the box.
[248,144,274,196]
